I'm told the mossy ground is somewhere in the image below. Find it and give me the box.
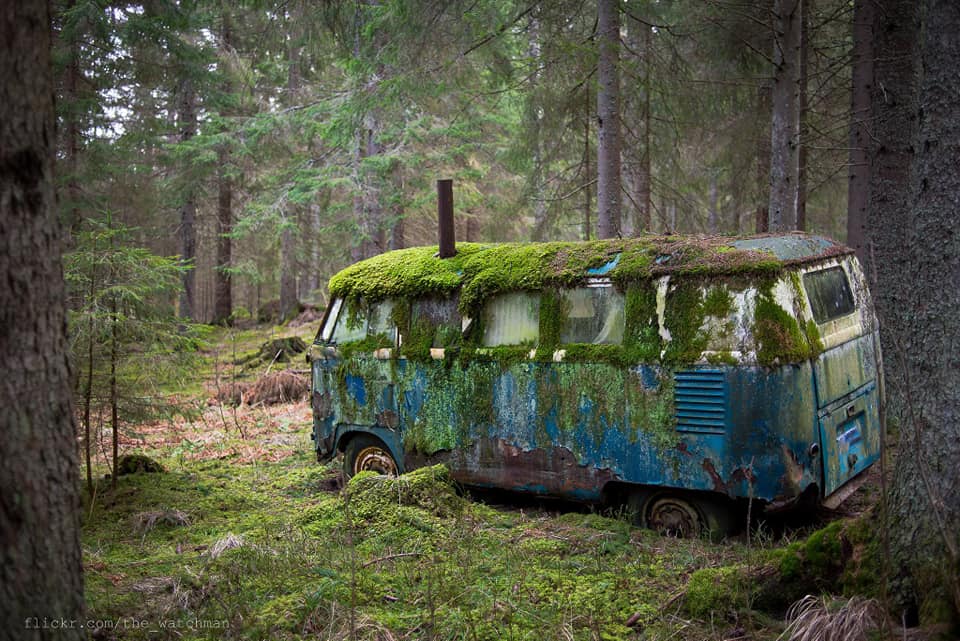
[81,320,883,641]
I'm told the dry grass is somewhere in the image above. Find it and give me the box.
[205,533,245,560]
[245,369,309,405]
[133,509,191,533]
[779,594,886,641]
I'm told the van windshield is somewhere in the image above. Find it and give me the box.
[560,286,624,344]
[331,299,396,344]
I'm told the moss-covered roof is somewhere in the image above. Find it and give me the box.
[328,233,851,316]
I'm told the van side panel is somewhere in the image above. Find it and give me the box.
[314,353,824,505]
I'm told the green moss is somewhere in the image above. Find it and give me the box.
[335,334,394,360]
[560,343,629,367]
[623,283,661,363]
[685,566,751,618]
[343,464,465,521]
[776,520,847,594]
[752,282,815,366]
[702,285,734,318]
[328,238,791,322]
[625,368,676,447]
[538,288,568,349]
[661,281,709,364]
[706,351,738,366]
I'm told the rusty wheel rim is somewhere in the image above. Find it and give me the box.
[646,497,702,538]
[352,445,398,476]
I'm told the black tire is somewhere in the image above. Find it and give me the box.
[342,434,399,479]
[630,489,737,540]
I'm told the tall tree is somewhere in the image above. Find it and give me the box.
[866,0,917,420]
[846,0,873,259]
[212,7,234,324]
[0,1,85,635]
[279,0,303,322]
[177,77,198,320]
[878,0,960,621]
[596,0,622,239]
[768,0,802,231]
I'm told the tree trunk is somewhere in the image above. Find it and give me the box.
[866,0,918,431]
[212,11,234,325]
[796,0,809,232]
[583,86,592,240]
[756,84,771,233]
[596,0,621,239]
[846,0,873,260]
[279,6,302,322]
[527,12,550,241]
[212,147,233,324]
[62,0,82,244]
[0,1,86,634]
[707,173,719,233]
[880,0,960,622]
[177,78,197,320]
[768,0,802,231]
[623,15,652,236]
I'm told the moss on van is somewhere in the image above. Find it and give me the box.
[623,283,661,363]
[328,238,789,321]
[752,283,816,367]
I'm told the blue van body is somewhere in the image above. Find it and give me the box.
[309,234,881,528]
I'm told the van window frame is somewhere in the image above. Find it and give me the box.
[557,279,625,346]
[328,298,399,347]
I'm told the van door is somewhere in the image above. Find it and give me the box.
[802,262,882,496]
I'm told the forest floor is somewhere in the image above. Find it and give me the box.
[79,319,887,641]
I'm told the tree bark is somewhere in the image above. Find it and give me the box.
[768,0,801,231]
[846,0,874,260]
[279,4,302,322]
[0,1,86,635]
[177,78,197,320]
[212,10,234,325]
[796,0,809,232]
[756,83,771,233]
[866,0,918,430]
[624,15,652,235]
[880,0,960,622]
[596,0,621,239]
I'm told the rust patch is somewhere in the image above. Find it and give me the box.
[780,443,805,495]
[406,437,619,497]
[702,459,727,493]
[375,410,400,429]
[676,442,694,457]
[702,459,755,496]
[312,390,332,418]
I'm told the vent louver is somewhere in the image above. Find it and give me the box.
[674,369,727,434]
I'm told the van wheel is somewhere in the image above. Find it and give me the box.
[644,495,705,538]
[343,434,398,479]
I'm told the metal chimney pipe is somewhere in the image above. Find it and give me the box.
[437,179,456,258]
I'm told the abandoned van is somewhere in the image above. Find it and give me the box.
[309,233,881,535]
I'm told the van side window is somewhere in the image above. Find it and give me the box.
[331,299,396,344]
[803,267,855,323]
[482,292,540,346]
[411,297,461,348]
[560,286,625,344]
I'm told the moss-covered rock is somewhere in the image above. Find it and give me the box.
[342,464,466,521]
[685,565,753,618]
[117,454,165,475]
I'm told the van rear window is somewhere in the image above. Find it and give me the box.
[803,267,855,323]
